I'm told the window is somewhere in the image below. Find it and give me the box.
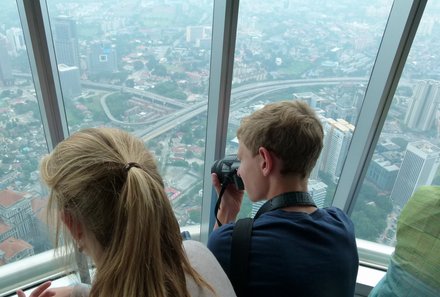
[0,0,51,268]
[0,0,436,295]
[227,0,393,217]
[351,1,440,247]
[46,0,214,233]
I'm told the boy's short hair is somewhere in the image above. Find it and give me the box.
[237,100,323,178]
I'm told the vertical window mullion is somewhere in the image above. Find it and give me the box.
[17,0,68,150]
[333,0,427,213]
[200,0,239,244]
[17,0,89,284]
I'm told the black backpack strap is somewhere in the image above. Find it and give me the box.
[230,217,253,297]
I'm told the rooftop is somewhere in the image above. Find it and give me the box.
[0,238,33,260]
[0,222,11,234]
[0,190,26,208]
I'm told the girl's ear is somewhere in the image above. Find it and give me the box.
[60,210,83,241]
[258,147,273,176]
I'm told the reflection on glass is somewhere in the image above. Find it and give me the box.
[46,0,213,230]
[352,1,440,246]
[227,0,392,217]
[0,1,50,266]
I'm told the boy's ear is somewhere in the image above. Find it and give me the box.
[60,210,83,241]
[258,147,273,176]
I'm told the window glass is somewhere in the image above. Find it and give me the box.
[352,1,440,245]
[227,0,393,217]
[46,0,213,231]
[0,1,51,266]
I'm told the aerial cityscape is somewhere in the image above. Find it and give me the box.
[0,0,440,267]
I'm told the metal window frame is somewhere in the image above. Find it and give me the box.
[0,0,432,294]
[333,0,427,214]
[17,0,69,150]
[0,250,70,296]
[200,0,239,244]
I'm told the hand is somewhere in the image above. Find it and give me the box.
[45,287,74,297]
[17,283,74,297]
[212,173,244,228]
[17,281,55,297]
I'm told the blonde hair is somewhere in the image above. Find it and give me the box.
[237,100,323,178]
[41,127,213,297]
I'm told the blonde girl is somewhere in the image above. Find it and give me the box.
[18,128,235,297]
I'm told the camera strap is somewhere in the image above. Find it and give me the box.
[230,192,316,297]
[214,183,229,227]
[254,191,316,219]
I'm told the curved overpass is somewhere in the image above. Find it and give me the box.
[138,77,370,141]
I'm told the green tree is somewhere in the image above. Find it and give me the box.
[153,64,167,76]
[133,61,145,71]
[188,209,201,224]
[351,182,391,242]
[106,93,130,120]
[125,79,135,88]
[191,162,201,173]
[185,150,194,159]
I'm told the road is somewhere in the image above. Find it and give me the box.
[137,77,371,141]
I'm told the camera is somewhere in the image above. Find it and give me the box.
[211,154,244,190]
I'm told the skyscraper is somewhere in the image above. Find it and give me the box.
[318,118,354,183]
[87,41,118,74]
[390,141,440,208]
[404,80,440,131]
[308,179,328,208]
[186,26,211,47]
[6,27,26,57]
[58,64,81,98]
[53,16,80,68]
[0,34,13,86]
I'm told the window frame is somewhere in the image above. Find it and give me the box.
[0,0,431,296]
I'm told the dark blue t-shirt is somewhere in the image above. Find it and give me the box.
[208,207,359,297]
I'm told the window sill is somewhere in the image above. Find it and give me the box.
[5,264,387,297]
[0,229,393,297]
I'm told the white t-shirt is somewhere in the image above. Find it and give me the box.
[184,240,236,297]
[70,240,236,297]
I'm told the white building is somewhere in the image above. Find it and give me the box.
[317,118,354,183]
[390,141,440,208]
[404,80,440,131]
[6,27,26,56]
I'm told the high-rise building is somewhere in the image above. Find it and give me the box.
[366,155,399,192]
[404,80,440,131]
[251,201,265,218]
[53,16,80,68]
[6,27,26,57]
[58,64,81,98]
[308,179,328,208]
[317,118,354,182]
[87,41,118,74]
[390,141,440,208]
[0,35,13,86]
[186,26,211,46]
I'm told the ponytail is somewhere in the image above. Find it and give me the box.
[41,128,215,297]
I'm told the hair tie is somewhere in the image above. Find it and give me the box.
[124,162,142,172]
